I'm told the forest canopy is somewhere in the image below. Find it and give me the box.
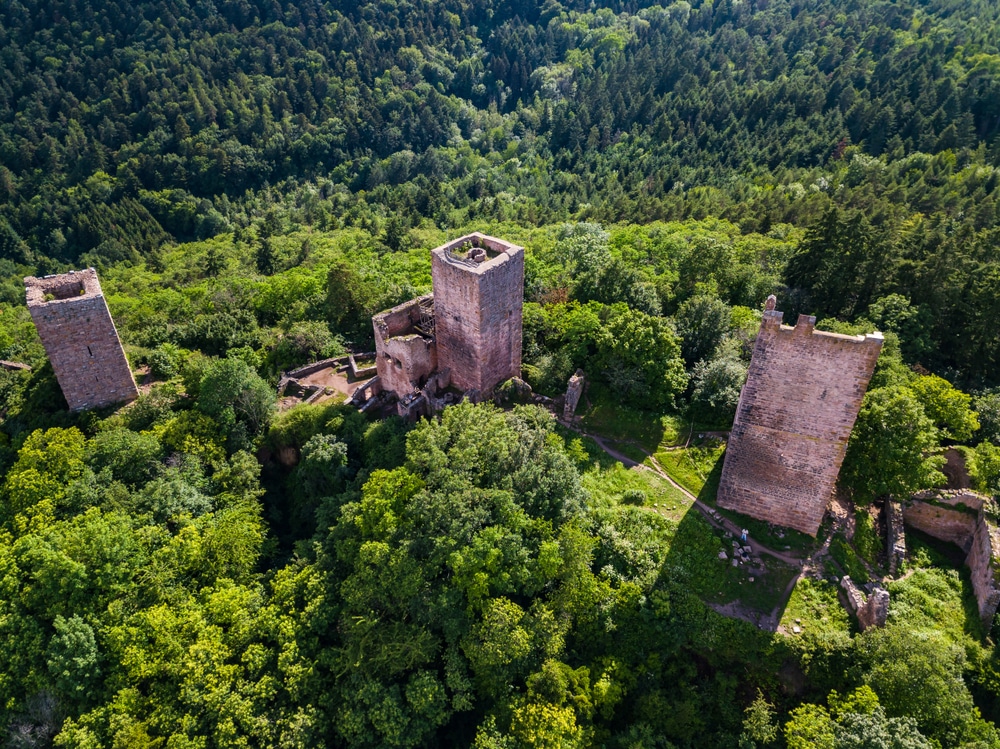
[2,0,1000,746]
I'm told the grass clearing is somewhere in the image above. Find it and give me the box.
[562,429,690,516]
[779,577,854,642]
[667,510,801,614]
[891,532,986,642]
[568,413,822,623]
[568,428,796,617]
[578,388,667,451]
[652,439,726,496]
[582,461,691,519]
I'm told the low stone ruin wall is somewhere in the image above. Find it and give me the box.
[840,577,889,631]
[285,354,353,380]
[886,500,906,577]
[968,512,1000,627]
[903,491,980,553]
[563,370,585,420]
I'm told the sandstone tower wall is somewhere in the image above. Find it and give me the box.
[25,268,138,411]
[431,233,523,394]
[717,299,883,535]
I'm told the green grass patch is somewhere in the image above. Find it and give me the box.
[656,415,731,447]
[891,532,986,642]
[581,460,690,519]
[558,428,620,472]
[579,388,667,451]
[779,577,854,643]
[888,566,984,642]
[569,428,797,615]
[853,507,883,568]
[830,536,869,583]
[652,440,725,496]
[666,510,800,615]
[607,440,648,464]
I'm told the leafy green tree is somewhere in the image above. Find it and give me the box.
[909,375,979,443]
[857,626,998,747]
[296,434,350,499]
[2,428,87,524]
[674,295,731,366]
[46,614,101,710]
[689,339,747,424]
[971,441,1000,496]
[596,306,688,411]
[841,387,944,502]
[834,710,932,749]
[197,357,276,437]
[87,428,163,487]
[866,295,933,364]
[974,390,1000,446]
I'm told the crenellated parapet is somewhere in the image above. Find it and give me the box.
[717,296,883,535]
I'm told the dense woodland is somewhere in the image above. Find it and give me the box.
[3,0,1000,746]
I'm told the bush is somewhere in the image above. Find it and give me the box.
[621,488,647,505]
[197,357,276,437]
[148,343,185,379]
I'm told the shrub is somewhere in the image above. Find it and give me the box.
[621,489,646,505]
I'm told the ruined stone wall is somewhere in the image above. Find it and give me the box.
[886,500,906,576]
[899,490,1000,628]
[967,510,1000,627]
[563,370,585,420]
[373,294,437,398]
[717,300,883,535]
[841,577,889,631]
[25,269,138,411]
[431,233,523,394]
[902,495,979,553]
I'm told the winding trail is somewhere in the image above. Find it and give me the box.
[564,422,811,630]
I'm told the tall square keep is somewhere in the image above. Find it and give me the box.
[25,268,138,411]
[430,233,524,394]
[717,296,883,536]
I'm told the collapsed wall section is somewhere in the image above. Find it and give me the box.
[25,268,138,411]
[431,233,523,394]
[717,298,883,535]
[373,294,437,399]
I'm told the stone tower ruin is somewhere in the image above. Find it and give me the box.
[430,233,524,394]
[25,268,138,411]
[371,233,524,417]
[717,296,883,536]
